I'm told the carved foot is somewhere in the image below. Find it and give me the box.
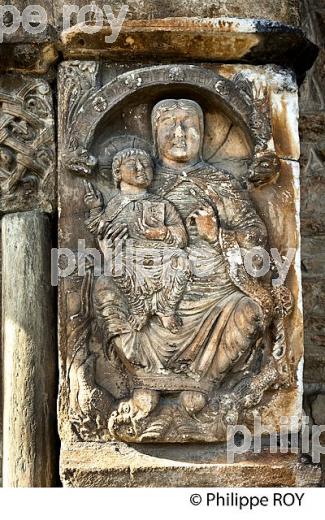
[132,388,160,420]
[108,389,160,440]
[180,390,207,417]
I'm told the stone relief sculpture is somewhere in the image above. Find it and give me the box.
[59,63,298,443]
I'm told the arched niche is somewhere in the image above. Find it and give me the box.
[91,84,252,178]
[69,65,259,184]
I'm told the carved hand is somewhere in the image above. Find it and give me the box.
[83,180,103,209]
[136,216,167,241]
[187,205,219,243]
[98,222,128,257]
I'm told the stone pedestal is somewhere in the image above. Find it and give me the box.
[61,443,322,487]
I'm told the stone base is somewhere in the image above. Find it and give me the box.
[60,442,322,487]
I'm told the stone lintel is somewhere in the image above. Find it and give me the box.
[0,0,318,75]
[59,18,318,77]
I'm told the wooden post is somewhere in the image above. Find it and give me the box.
[2,211,57,487]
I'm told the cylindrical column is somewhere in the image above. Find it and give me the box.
[2,211,57,487]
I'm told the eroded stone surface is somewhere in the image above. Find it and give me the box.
[59,18,317,74]
[54,0,302,27]
[0,0,55,43]
[0,44,58,75]
[298,1,325,480]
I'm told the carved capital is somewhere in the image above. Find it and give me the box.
[0,75,55,213]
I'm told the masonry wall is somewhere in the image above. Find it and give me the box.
[299,1,325,469]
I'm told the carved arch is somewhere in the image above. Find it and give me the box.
[69,65,261,151]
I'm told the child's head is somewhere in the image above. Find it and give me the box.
[112,148,153,189]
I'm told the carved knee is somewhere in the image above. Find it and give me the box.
[214,297,265,377]
[235,297,264,336]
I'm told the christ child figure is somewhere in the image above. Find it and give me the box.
[84,148,191,334]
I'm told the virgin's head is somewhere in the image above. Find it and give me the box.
[152,99,204,166]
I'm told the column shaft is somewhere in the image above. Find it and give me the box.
[2,211,56,487]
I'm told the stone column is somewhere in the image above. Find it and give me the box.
[1,211,56,487]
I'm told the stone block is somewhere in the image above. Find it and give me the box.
[0,0,57,73]
[60,442,322,487]
[304,345,325,384]
[54,0,302,28]
[311,394,325,425]
[301,237,325,278]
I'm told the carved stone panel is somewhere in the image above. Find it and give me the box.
[58,62,302,447]
[0,74,56,213]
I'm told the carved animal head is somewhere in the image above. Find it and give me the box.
[247,150,281,187]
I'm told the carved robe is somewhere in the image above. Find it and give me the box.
[93,162,273,393]
[87,190,191,331]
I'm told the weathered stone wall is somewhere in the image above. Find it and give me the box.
[0,226,2,486]
[299,0,325,472]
